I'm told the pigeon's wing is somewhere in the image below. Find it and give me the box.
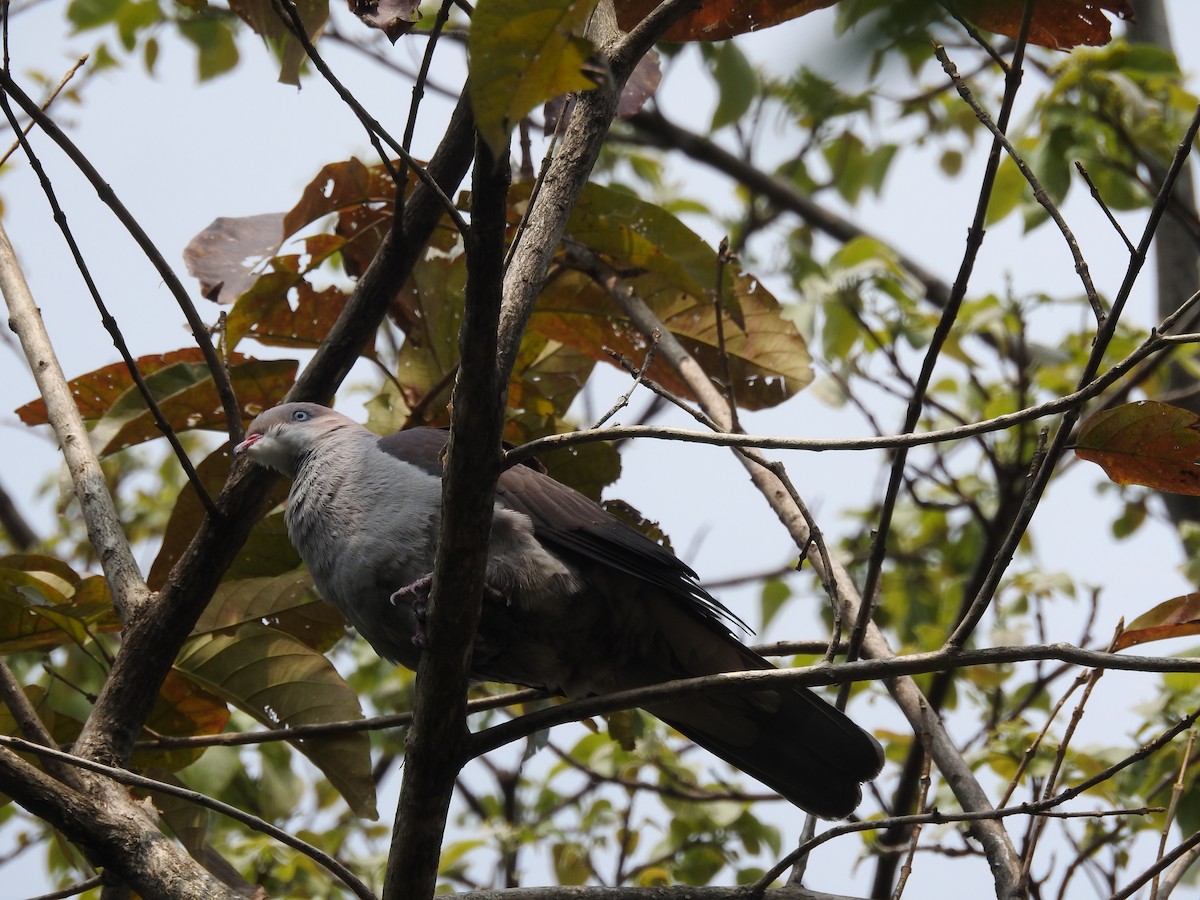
[375,428,743,633]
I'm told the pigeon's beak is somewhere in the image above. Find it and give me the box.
[234,432,262,455]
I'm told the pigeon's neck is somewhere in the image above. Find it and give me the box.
[285,436,442,575]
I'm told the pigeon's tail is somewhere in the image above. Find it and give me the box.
[645,670,883,819]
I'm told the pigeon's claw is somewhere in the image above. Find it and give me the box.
[390,576,509,649]
[391,574,434,648]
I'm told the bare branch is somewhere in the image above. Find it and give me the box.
[0,221,152,621]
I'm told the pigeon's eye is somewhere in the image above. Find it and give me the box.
[292,409,311,422]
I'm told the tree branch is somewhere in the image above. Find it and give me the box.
[0,220,152,621]
[383,132,509,900]
[588,282,1024,897]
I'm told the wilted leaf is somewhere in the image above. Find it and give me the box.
[545,50,661,131]
[1075,401,1200,495]
[346,0,421,41]
[618,50,661,118]
[184,213,286,304]
[526,183,811,409]
[283,157,398,237]
[226,260,353,352]
[1115,594,1200,651]
[176,624,377,818]
[469,0,602,157]
[615,0,835,41]
[952,0,1133,51]
[284,157,407,278]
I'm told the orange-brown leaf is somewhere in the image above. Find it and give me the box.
[1115,593,1200,651]
[16,349,210,426]
[1075,401,1200,496]
[615,0,835,42]
[953,0,1133,51]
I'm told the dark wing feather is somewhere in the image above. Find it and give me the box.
[375,428,745,634]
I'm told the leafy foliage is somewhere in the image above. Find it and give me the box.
[2,0,1193,897]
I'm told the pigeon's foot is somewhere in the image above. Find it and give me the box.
[391,574,434,648]
[391,576,508,648]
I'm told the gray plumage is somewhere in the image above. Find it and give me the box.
[237,402,883,817]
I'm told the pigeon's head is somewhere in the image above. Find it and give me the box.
[236,402,352,477]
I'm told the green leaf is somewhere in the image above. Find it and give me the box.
[0,559,117,653]
[527,182,811,410]
[759,577,791,632]
[469,0,602,157]
[177,16,240,81]
[985,155,1025,226]
[711,42,756,131]
[176,624,377,818]
[197,571,346,653]
[67,0,124,31]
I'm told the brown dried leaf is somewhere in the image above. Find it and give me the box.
[1115,593,1200,651]
[17,349,214,426]
[346,0,422,42]
[226,256,355,352]
[1075,401,1200,496]
[97,357,298,456]
[615,0,835,42]
[952,0,1134,51]
[184,213,286,304]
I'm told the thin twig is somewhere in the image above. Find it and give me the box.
[0,86,218,517]
[0,53,87,167]
[1150,728,1196,900]
[948,101,1200,650]
[270,0,468,236]
[592,336,659,429]
[0,71,244,449]
[936,44,1105,324]
[1075,161,1136,253]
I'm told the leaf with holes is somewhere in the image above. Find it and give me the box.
[184,213,285,304]
[953,0,1133,51]
[1075,401,1200,495]
[226,257,354,352]
[92,357,297,456]
[16,349,210,426]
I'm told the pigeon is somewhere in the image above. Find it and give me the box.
[236,402,882,816]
